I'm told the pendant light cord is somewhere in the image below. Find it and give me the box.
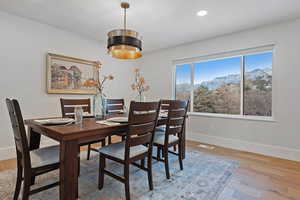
[124,7,127,30]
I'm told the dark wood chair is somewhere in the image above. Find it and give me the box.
[6,99,60,200]
[60,98,105,160]
[155,99,170,132]
[106,98,127,144]
[98,101,161,200]
[153,100,189,179]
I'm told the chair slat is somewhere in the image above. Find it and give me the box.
[106,99,124,104]
[168,126,183,135]
[62,106,90,114]
[107,104,124,111]
[60,98,91,118]
[129,133,152,147]
[128,122,155,136]
[131,113,158,124]
[126,101,161,150]
[130,102,160,112]
[169,118,184,126]
[168,109,186,118]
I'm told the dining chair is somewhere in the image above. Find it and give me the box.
[98,101,161,200]
[6,99,60,200]
[155,99,170,132]
[60,98,105,160]
[106,98,127,144]
[153,100,189,179]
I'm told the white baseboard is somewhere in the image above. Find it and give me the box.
[0,138,58,161]
[188,132,300,162]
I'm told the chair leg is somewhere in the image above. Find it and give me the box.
[98,155,105,190]
[30,176,35,186]
[13,165,22,200]
[108,136,112,144]
[101,139,106,147]
[178,143,183,170]
[87,144,91,160]
[141,158,145,169]
[147,154,153,190]
[124,163,130,200]
[163,148,170,179]
[157,146,161,160]
[78,157,80,177]
[21,174,31,200]
[122,135,126,141]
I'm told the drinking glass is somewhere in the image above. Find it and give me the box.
[74,106,83,126]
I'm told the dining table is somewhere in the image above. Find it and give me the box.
[24,114,186,200]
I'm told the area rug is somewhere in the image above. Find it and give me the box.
[0,151,239,200]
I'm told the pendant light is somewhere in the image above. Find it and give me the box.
[107,2,142,59]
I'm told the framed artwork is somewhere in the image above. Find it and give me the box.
[47,53,98,94]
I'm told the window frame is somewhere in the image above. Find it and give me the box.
[173,45,275,121]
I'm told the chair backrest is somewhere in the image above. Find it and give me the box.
[60,98,91,118]
[6,99,31,168]
[160,99,172,111]
[106,99,125,114]
[165,100,189,144]
[125,101,161,159]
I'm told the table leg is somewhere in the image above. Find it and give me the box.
[60,140,79,200]
[28,127,41,151]
[182,121,186,159]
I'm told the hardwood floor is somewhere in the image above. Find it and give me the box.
[187,140,300,200]
[1,139,300,199]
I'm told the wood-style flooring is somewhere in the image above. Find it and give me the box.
[1,139,300,200]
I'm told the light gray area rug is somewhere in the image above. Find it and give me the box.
[0,151,239,200]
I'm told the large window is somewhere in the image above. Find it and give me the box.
[174,49,273,117]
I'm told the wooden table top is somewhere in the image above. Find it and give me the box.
[25,115,167,142]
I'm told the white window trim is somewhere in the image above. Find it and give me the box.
[188,112,275,122]
[173,44,274,121]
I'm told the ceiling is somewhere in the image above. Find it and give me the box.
[1,0,300,52]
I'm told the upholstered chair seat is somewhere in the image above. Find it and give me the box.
[30,145,60,168]
[154,131,179,145]
[155,125,166,132]
[99,141,148,160]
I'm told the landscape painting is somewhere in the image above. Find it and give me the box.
[47,53,98,94]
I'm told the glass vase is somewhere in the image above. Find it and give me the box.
[135,93,146,102]
[93,93,107,120]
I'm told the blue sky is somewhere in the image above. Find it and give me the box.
[176,52,272,84]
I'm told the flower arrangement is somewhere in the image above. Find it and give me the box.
[84,61,114,119]
[84,61,114,95]
[131,68,150,101]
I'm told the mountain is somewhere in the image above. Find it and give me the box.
[197,67,271,90]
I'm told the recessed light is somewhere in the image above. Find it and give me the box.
[197,10,208,17]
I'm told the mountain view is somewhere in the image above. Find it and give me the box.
[176,67,272,116]
[199,67,272,90]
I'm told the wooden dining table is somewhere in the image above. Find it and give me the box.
[24,115,186,200]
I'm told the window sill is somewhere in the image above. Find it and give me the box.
[188,112,275,122]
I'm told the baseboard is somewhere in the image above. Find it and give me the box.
[188,132,300,162]
[0,138,58,161]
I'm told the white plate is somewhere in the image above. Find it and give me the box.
[35,118,75,125]
[106,117,128,123]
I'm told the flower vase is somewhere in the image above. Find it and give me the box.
[135,93,146,102]
[93,93,107,120]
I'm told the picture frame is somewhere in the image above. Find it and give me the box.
[46,53,98,94]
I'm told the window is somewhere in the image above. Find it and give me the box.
[175,64,191,102]
[174,48,273,118]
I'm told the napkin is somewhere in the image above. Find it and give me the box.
[96,120,121,126]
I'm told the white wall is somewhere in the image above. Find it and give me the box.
[0,11,138,160]
[139,19,300,161]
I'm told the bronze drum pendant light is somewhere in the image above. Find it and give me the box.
[107,2,142,59]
